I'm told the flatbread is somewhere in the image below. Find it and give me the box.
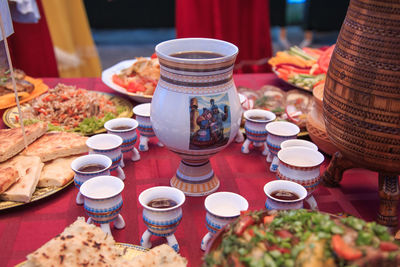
[25,217,122,267]
[130,244,187,267]
[22,132,88,162]
[38,156,78,187]
[0,166,19,194]
[0,155,43,202]
[0,122,47,162]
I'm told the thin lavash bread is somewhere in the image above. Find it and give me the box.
[25,217,121,267]
[0,155,43,202]
[22,131,88,162]
[0,122,47,162]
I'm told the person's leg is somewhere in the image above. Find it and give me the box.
[279,27,290,49]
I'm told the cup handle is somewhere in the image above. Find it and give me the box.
[201,232,212,251]
[76,192,84,205]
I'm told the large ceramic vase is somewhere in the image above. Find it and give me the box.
[323,0,400,227]
[151,38,241,196]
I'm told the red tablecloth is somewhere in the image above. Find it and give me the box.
[0,74,388,267]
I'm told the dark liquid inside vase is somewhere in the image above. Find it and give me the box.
[78,164,106,173]
[249,116,268,121]
[112,125,132,130]
[170,51,224,59]
[270,190,299,201]
[147,198,177,209]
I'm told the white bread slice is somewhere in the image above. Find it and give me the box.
[38,156,78,187]
[0,155,43,202]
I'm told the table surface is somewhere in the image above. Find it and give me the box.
[0,74,392,267]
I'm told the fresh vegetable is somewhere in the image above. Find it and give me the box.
[203,210,400,267]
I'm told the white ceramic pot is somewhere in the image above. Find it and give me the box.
[151,38,242,196]
[80,175,125,236]
[133,103,164,152]
[201,192,248,251]
[71,154,112,205]
[265,121,300,172]
[241,109,276,155]
[86,134,125,180]
[276,147,324,210]
[104,118,141,163]
[264,180,307,210]
[138,186,186,252]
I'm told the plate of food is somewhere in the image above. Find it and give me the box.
[2,83,134,135]
[269,46,335,92]
[102,56,160,103]
[16,217,187,266]
[204,209,400,266]
[0,122,90,210]
[238,85,313,133]
[0,68,49,109]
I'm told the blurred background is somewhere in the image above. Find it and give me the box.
[85,0,347,69]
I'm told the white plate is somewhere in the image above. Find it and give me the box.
[102,59,153,103]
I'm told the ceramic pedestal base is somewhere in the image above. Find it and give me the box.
[140,229,180,252]
[87,214,125,235]
[322,151,400,230]
[170,160,220,196]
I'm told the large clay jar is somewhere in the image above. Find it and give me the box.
[323,0,400,227]
[151,38,241,196]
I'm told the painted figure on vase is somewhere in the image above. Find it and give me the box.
[189,94,231,150]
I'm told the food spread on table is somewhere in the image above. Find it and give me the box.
[2,44,400,267]
[268,45,334,91]
[23,217,187,267]
[3,83,132,135]
[111,56,160,96]
[0,68,49,109]
[204,209,400,267]
[238,86,312,130]
[0,122,87,206]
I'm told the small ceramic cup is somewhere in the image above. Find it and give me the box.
[80,175,125,236]
[234,93,247,143]
[201,192,248,251]
[133,103,164,151]
[71,154,112,205]
[241,109,276,155]
[264,180,307,210]
[86,134,125,180]
[277,147,324,210]
[104,117,141,166]
[280,139,318,151]
[138,186,185,252]
[265,121,300,172]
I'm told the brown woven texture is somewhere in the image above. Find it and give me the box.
[323,0,400,173]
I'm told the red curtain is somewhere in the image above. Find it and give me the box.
[175,0,272,73]
[7,0,59,77]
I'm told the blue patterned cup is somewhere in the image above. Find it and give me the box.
[104,118,141,165]
[241,109,276,155]
[201,192,248,251]
[264,180,307,210]
[80,175,125,236]
[133,103,164,151]
[138,186,185,252]
[86,134,125,180]
[266,121,300,172]
[71,154,112,205]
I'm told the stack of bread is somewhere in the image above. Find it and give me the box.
[25,217,187,266]
[0,122,88,203]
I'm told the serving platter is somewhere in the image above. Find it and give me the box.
[0,76,49,110]
[272,67,315,93]
[102,59,153,103]
[2,92,134,136]
[15,242,148,266]
[0,179,73,211]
